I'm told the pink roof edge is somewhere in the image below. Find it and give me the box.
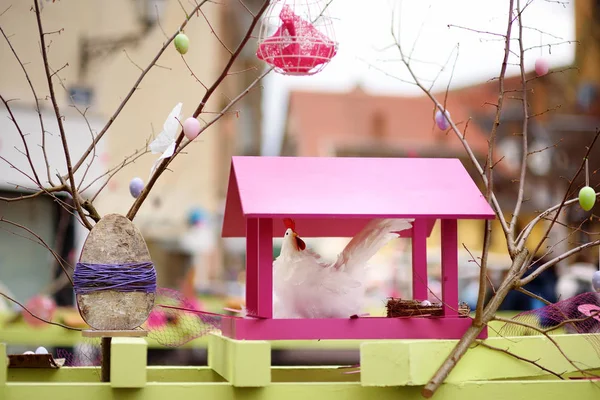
[222,156,495,238]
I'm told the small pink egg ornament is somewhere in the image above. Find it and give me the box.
[435,109,451,130]
[183,117,201,140]
[129,177,144,198]
[22,295,56,328]
[535,58,549,76]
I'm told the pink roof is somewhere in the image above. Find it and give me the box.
[222,156,495,238]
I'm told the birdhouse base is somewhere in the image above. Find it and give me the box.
[220,316,486,341]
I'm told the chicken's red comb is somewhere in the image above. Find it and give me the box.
[283,218,295,230]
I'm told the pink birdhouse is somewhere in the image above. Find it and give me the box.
[221,156,495,341]
[256,1,337,75]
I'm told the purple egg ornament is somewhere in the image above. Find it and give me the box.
[183,117,201,141]
[129,177,144,198]
[435,109,451,130]
[593,270,600,292]
[535,58,549,76]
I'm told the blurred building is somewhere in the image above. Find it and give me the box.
[0,0,265,302]
[280,0,600,291]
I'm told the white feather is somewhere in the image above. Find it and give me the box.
[149,102,182,177]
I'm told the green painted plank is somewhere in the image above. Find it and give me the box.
[1,380,597,400]
[6,365,359,384]
[361,334,600,386]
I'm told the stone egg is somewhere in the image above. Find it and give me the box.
[76,214,155,330]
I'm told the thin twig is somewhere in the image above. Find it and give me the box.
[520,238,600,286]
[0,217,73,285]
[126,0,272,221]
[33,0,92,230]
[69,0,211,176]
[475,340,565,379]
[1,94,41,185]
[494,316,600,377]
[525,129,600,260]
[509,0,529,250]
[0,24,53,185]
[0,292,81,331]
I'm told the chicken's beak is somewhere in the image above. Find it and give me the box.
[293,232,306,251]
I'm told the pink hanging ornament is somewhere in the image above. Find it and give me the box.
[257,1,337,75]
[535,58,549,76]
[183,117,201,140]
[22,295,56,328]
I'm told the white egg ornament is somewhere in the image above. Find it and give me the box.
[35,346,49,354]
[174,33,189,55]
[592,270,600,292]
[435,109,451,130]
[129,177,144,198]
[183,117,201,141]
[579,186,596,211]
[23,351,34,355]
[535,58,549,76]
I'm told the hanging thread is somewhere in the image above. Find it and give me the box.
[73,262,157,295]
[586,158,590,187]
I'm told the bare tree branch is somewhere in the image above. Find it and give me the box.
[33,0,92,230]
[475,340,565,379]
[1,94,41,185]
[0,217,73,285]
[0,24,53,185]
[126,0,272,220]
[509,1,529,243]
[0,292,81,331]
[69,0,211,176]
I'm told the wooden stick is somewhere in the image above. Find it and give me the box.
[101,337,111,383]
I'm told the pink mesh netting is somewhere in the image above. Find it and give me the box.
[499,292,600,356]
[257,5,337,74]
[143,287,224,347]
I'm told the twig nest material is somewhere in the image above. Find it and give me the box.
[535,58,549,76]
[578,186,596,211]
[174,33,189,54]
[76,214,155,330]
[183,117,201,140]
[386,298,470,318]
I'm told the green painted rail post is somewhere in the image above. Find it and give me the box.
[110,337,147,388]
[208,333,271,387]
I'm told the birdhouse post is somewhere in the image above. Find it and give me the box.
[245,218,274,319]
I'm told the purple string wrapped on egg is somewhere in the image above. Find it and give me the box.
[73,262,157,295]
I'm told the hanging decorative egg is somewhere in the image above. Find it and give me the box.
[535,58,549,76]
[22,295,56,328]
[256,0,337,75]
[129,177,144,198]
[592,270,600,292]
[579,186,596,211]
[435,109,451,130]
[183,117,201,140]
[174,33,189,54]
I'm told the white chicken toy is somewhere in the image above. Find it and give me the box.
[273,218,413,319]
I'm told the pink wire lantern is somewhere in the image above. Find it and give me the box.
[256,0,338,76]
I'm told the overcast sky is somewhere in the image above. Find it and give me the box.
[260,0,577,155]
